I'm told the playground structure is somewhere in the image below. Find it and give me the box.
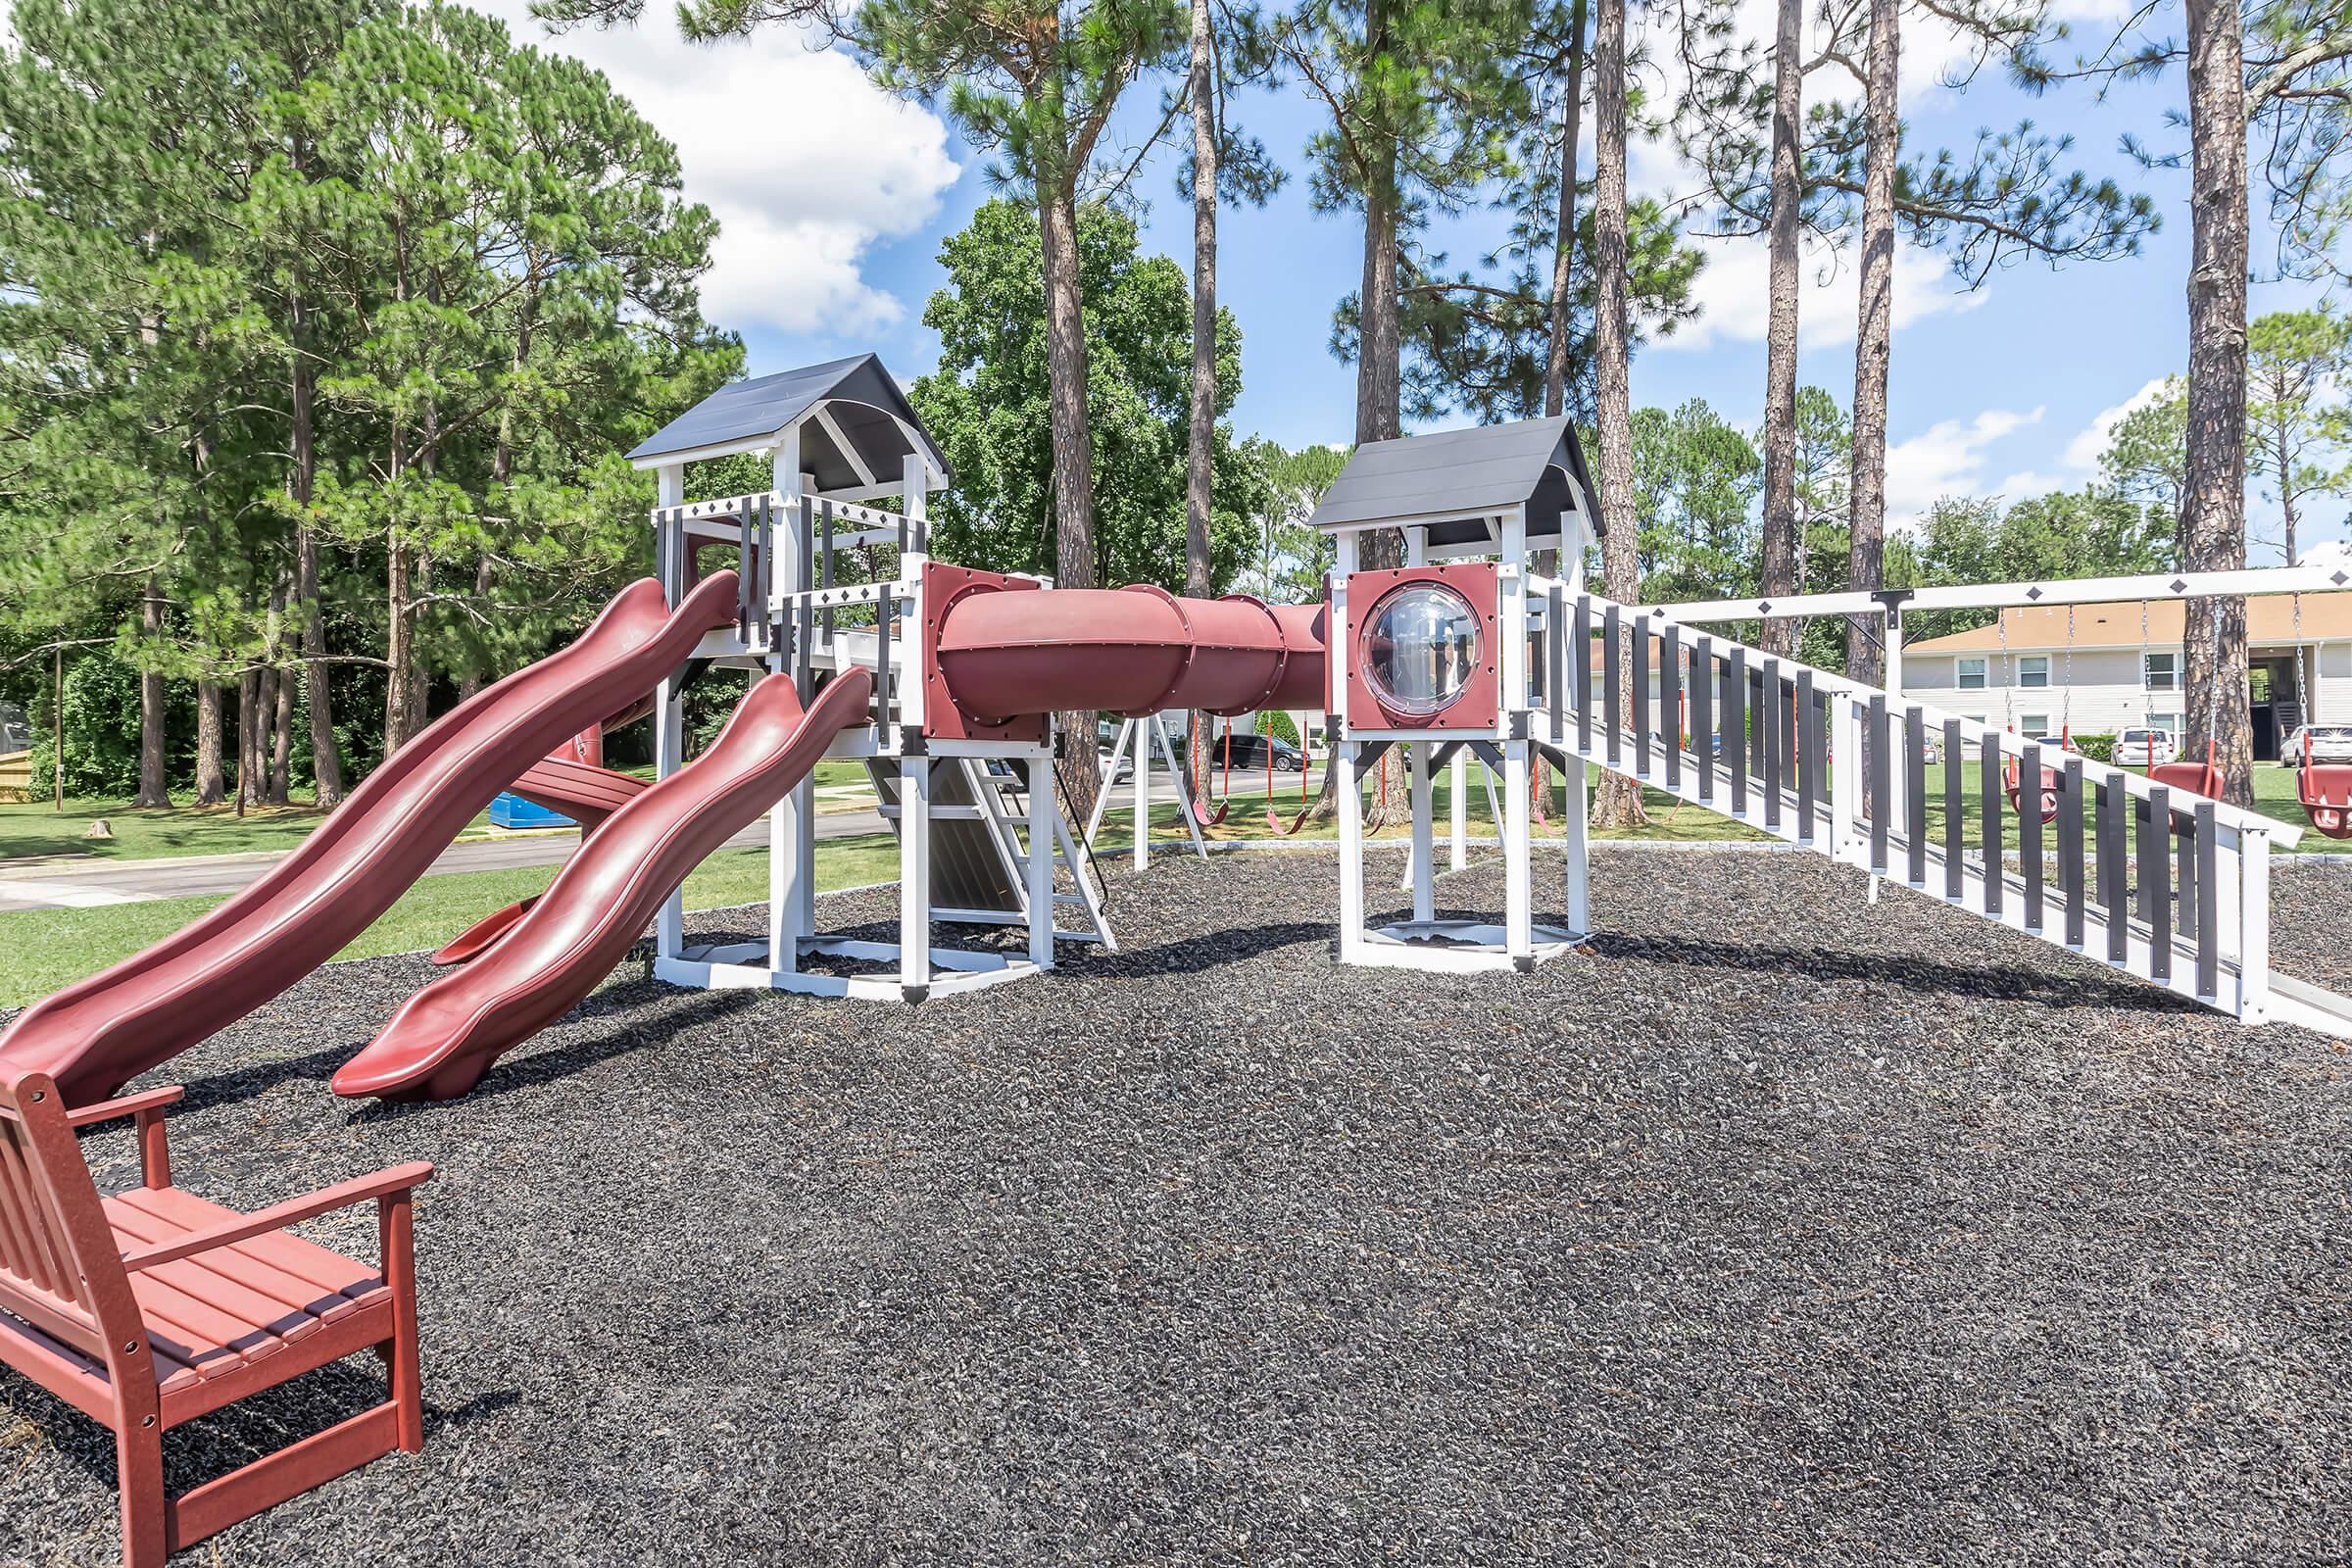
[5,358,2352,1113]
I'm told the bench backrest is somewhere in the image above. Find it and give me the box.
[0,1069,144,1373]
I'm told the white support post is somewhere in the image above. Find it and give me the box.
[1409,742,1435,921]
[900,754,931,996]
[1026,751,1055,970]
[654,463,687,962]
[1829,693,1861,869]
[1448,749,1467,870]
[795,466,820,941]
[1502,739,1534,966]
[1561,549,1592,936]
[1336,741,1365,963]
[767,434,807,974]
[2239,827,2271,1022]
[1150,712,1210,859]
[1130,714,1152,869]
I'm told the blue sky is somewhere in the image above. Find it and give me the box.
[485,0,2342,563]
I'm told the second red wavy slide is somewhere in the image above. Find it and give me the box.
[333,669,875,1102]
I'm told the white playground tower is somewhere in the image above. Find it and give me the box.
[629,355,1110,1004]
[1312,417,1603,973]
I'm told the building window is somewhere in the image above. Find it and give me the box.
[1957,657,1987,691]
[2151,711,2181,736]
[2144,651,2178,690]
[2021,713,2051,738]
[2018,655,2050,689]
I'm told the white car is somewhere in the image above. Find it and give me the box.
[2113,727,2178,768]
[2285,724,2352,767]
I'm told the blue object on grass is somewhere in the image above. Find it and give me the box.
[489,792,575,830]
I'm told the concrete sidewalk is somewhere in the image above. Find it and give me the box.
[0,808,890,912]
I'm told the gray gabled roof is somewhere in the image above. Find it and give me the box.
[626,353,948,490]
[1307,416,1602,544]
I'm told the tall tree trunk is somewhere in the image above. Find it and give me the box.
[298,525,341,806]
[1590,0,1646,829]
[2182,0,2254,805]
[1757,0,1805,661]
[1187,0,1218,605]
[235,666,263,814]
[386,526,416,755]
[1186,0,1220,798]
[2273,410,2300,565]
[135,575,169,808]
[1355,165,1409,825]
[1039,181,1102,817]
[194,679,225,807]
[1542,0,1590,420]
[290,293,342,808]
[1845,0,1897,692]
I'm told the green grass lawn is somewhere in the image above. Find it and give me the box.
[0,795,337,861]
[0,832,905,1008]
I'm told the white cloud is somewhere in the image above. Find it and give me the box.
[1886,406,2044,524]
[479,4,960,334]
[1658,230,1991,353]
[1988,375,2172,494]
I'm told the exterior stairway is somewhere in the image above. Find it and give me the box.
[1530,587,2352,1040]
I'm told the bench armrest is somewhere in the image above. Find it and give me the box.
[68,1085,183,1188]
[65,1085,184,1128]
[120,1161,436,1274]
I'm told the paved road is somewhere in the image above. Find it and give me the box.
[0,764,1323,914]
[0,808,891,913]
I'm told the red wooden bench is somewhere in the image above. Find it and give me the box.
[0,1069,432,1565]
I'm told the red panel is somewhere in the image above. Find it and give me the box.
[921,564,1050,743]
[1345,564,1502,731]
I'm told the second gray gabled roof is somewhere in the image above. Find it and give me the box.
[626,353,948,492]
[1307,416,1602,544]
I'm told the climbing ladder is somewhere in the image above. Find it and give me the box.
[866,755,1115,952]
[1530,584,2352,1039]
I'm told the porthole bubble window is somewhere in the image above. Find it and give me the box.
[1363,583,1482,716]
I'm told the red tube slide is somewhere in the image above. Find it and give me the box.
[0,572,741,1106]
[332,668,874,1102]
[932,583,1326,724]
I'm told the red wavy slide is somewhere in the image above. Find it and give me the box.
[0,571,741,1106]
[332,668,875,1102]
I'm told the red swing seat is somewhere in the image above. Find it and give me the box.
[2144,738,2224,833]
[2298,733,2352,839]
[1189,723,1232,828]
[2002,755,2062,824]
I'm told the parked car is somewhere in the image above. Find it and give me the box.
[1212,732,1307,772]
[2113,727,2178,768]
[0,701,26,756]
[2285,723,2352,767]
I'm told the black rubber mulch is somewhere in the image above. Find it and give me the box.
[4,847,2350,1566]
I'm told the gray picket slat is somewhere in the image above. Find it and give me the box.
[2101,778,2129,961]
[2143,786,2172,981]
[1726,649,1747,815]
[1632,619,1651,776]
[2061,758,2085,948]
[1692,637,1715,804]
[1547,586,1565,740]
[1574,596,1593,753]
[1869,696,1889,873]
[2177,831,2198,941]
[1602,606,1622,767]
[1905,707,1928,885]
[1761,666,1783,829]
[2195,805,2219,999]
[1661,625,1682,789]
[1944,719,1965,899]
[1980,735,2003,916]
[2021,742,2044,930]
[1794,672,1818,844]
